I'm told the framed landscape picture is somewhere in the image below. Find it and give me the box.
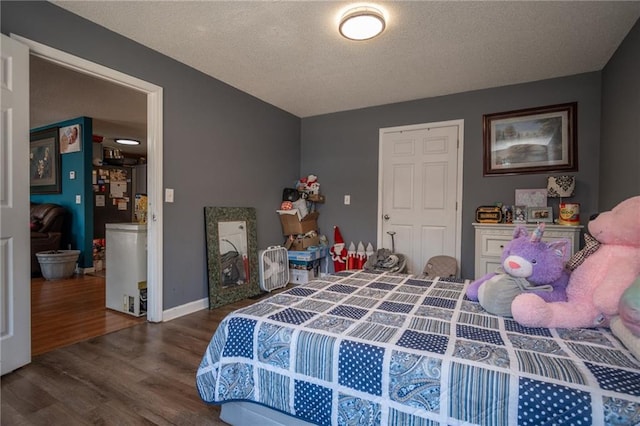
[483,102,578,176]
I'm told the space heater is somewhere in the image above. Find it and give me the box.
[258,246,289,292]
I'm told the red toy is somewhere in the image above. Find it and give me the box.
[330,226,347,272]
[347,242,356,270]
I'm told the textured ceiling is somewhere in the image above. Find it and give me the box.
[51,1,640,118]
[30,55,148,155]
[32,1,640,156]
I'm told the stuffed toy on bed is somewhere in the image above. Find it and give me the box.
[619,276,640,336]
[466,223,570,317]
[512,195,640,329]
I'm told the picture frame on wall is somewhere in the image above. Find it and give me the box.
[59,124,82,154]
[526,206,554,223]
[30,128,61,194]
[483,102,578,176]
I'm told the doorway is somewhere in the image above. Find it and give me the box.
[14,35,164,329]
[378,120,464,274]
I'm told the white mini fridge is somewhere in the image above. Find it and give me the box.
[106,223,147,316]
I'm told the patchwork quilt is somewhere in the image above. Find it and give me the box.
[196,271,640,425]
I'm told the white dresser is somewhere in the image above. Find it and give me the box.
[473,222,583,279]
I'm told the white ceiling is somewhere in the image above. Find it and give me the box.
[33,1,640,154]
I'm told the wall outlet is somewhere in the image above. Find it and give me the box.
[75,195,81,204]
[69,171,76,180]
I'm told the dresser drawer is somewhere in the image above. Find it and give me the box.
[480,233,576,257]
[479,234,511,257]
[476,258,503,278]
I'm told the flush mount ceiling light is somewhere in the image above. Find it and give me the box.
[115,138,140,146]
[339,6,386,41]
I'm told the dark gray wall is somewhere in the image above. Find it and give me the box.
[4,1,632,305]
[302,74,602,278]
[600,18,640,210]
[2,1,301,309]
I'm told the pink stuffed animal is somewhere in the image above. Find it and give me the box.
[512,195,640,328]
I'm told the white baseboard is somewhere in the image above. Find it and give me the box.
[162,297,208,322]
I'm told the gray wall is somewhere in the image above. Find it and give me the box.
[4,2,635,307]
[600,18,640,210]
[2,1,301,309]
[302,74,602,278]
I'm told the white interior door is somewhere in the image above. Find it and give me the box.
[378,121,463,275]
[1,34,31,375]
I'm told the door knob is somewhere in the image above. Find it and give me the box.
[383,214,390,220]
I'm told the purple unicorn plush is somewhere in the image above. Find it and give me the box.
[466,223,570,317]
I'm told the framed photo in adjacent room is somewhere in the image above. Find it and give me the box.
[30,128,61,194]
[59,123,82,154]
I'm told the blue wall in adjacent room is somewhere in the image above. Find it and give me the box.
[31,116,94,268]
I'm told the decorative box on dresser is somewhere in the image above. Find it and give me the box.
[473,222,583,279]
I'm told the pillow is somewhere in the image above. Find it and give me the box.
[610,316,640,361]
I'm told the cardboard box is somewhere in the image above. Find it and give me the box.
[289,268,318,285]
[308,194,325,203]
[278,211,319,236]
[287,234,320,251]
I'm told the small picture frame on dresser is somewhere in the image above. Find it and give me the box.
[526,206,553,223]
[502,205,513,223]
[513,205,527,223]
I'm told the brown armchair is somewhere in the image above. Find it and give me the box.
[31,203,67,276]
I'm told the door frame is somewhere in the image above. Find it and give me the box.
[12,34,164,322]
[377,119,464,264]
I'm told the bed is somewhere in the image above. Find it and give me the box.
[196,270,640,425]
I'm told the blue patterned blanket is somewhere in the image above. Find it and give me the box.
[196,271,640,425]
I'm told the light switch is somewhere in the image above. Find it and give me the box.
[75,195,81,204]
[165,188,174,203]
[344,195,351,205]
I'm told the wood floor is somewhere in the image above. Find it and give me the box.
[2,290,261,425]
[31,273,146,356]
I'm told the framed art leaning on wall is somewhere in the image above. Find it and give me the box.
[483,102,578,176]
